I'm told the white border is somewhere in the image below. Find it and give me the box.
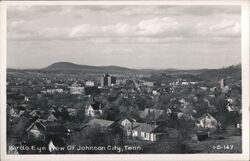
[0,1,249,161]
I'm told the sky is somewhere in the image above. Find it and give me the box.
[7,5,241,69]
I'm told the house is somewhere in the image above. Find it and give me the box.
[9,107,26,125]
[196,113,217,129]
[118,118,136,127]
[87,118,158,142]
[117,118,158,141]
[117,118,136,136]
[47,113,58,122]
[131,122,158,141]
[85,100,104,117]
[46,108,70,122]
[26,119,47,141]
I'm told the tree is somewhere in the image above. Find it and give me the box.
[102,104,120,121]
[216,94,228,113]
[174,115,195,152]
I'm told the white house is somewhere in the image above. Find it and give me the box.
[26,120,46,141]
[85,101,103,117]
[196,113,217,129]
[118,118,158,141]
[132,122,158,141]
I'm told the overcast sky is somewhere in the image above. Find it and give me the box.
[7,5,241,69]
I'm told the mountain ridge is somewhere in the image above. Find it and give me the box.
[8,62,241,80]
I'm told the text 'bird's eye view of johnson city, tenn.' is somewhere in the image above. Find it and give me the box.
[6,5,242,154]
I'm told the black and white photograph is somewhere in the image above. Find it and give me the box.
[0,0,249,161]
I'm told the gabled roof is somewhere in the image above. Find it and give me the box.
[87,118,114,128]
[29,110,40,117]
[132,122,157,133]
[26,120,46,133]
[117,117,136,124]
[197,113,216,121]
[47,113,57,121]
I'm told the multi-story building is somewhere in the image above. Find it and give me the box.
[85,80,95,87]
[69,83,84,95]
[101,74,116,87]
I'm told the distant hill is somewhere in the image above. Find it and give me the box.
[41,62,241,78]
[43,62,211,75]
[8,62,241,81]
[198,64,241,83]
[43,62,133,73]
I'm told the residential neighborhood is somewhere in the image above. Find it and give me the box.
[6,63,242,154]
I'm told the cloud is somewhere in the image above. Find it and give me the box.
[67,15,240,40]
[61,5,240,17]
[163,5,240,16]
[7,5,241,69]
[7,5,240,45]
[7,5,63,20]
[69,24,92,37]
[209,19,240,36]
[137,17,179,35]
[195,19,240,37]
[67,17,183,38]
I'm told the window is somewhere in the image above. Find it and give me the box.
[141,132,145,138]
[146,133,150,140]
[132,131,138,137]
